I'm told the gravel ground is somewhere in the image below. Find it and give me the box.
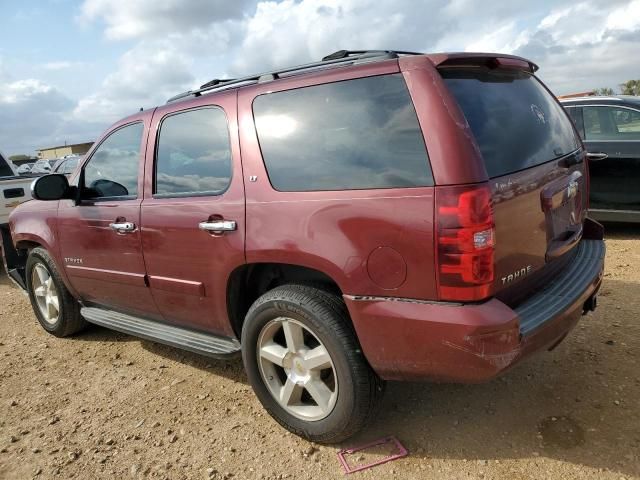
[1,224,639,480]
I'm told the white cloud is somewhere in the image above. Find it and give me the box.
[72,42,195,124]
[5,0,640,155]
[78,0,255,40]
[42,61,83,71]
[606,0,640,31]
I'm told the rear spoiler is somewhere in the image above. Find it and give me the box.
[425,53,539,73]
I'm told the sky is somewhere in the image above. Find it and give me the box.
[0,0,639,157]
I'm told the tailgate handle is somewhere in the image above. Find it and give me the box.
[3,188,25,199]
[586,152,608,162]
[546,226,583,261]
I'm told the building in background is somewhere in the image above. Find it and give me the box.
[37,142,93,160]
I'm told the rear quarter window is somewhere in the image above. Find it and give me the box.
[253,74,433,191]
[441,69,579,178]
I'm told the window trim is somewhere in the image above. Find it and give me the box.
[251,73,434,193]
[80,121,145,202]
[579,104,640,142]
[152,105,233,199]
[564,106,585,139]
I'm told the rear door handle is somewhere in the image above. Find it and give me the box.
[109,222,137,234]
[586,152,608,162]
[199,220,237,234]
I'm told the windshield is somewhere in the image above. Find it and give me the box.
[441,68,579,178]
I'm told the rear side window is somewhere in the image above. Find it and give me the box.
[155,107,232,197]
[583,106,640,140]
[441,69,579,178]
[253,74,433,191]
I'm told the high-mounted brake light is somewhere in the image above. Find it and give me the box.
[488,57,533,72]
[435,184,495,302]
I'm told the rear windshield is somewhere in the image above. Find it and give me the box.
[441,68,579,178]
[0,154,14,177]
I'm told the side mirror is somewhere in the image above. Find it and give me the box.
[31,174,71,201]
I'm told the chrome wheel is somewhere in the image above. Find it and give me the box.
[31,263,60,325]
[257,317,338,421]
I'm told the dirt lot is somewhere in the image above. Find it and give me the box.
[1,225,639,480]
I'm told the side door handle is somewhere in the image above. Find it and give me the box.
[109,222,137,234]
[199,219,237,234]
[586,152,608,162]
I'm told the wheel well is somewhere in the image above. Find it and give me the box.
[227,263,344,338]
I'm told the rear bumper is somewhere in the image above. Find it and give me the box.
[345,238,605,383]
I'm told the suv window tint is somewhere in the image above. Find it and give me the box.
[584,106,640,140]
[253,74,433,191]
[441,69,579,178]
[83,122,143,199]
[155,107,232,196]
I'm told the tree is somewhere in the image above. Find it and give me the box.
[595,87,614,95]
[8,154,32,162]
[620,80,640,96]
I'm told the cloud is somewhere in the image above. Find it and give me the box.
[5,0,640,156]
[42,61,83,71]
[230,0,451,75]
[72,42,195,124]
[0,77,94,156]
[78,0,256,40]
[514,0,640,94]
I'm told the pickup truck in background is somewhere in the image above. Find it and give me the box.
[0,152,33,226]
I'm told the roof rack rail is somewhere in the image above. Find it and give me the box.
[167,49,423,104]
[199,78,235,89]
[321,49,423,61]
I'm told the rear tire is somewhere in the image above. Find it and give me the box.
[26,247,86,337]
[241,284,384,443]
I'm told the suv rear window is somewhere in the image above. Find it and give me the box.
[441,69,579,178]
[253,74,433,191]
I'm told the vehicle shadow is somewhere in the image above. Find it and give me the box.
[359,276,639,478]
[66,279,639,478]
[70,322,247,383]
[602,221,640,239]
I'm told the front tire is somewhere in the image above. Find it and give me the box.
[26,247,86,337]
[241,285,384,443]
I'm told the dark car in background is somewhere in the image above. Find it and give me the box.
[561,95,640,222]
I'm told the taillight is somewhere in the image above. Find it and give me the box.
[435,183,495,302]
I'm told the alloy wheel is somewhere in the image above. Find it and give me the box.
[31,263,60,325]
[257,317,338,421]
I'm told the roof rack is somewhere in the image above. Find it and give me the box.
[167,49,422,104]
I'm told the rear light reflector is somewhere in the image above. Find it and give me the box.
[436,183,495,302]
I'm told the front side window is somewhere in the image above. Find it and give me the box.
[253,74,433,191]
[83,122,143,199]
[584,106,640,140]
[155,107,232,197]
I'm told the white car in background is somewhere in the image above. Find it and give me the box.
[0,152,33,227]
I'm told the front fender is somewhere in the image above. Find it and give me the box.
[9,200,78,297]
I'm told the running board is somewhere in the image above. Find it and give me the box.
[81,307,241,358]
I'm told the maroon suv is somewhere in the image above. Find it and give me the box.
[1,50,605,443]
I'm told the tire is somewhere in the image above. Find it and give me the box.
[26,247,86,337]
[241,284,384,443]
